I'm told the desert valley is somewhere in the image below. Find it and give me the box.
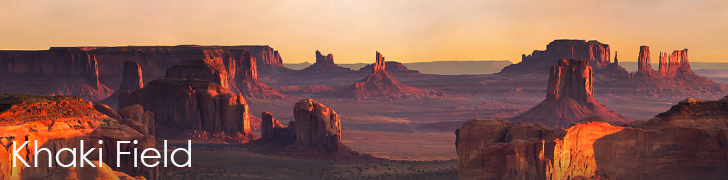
[0,38,727,179]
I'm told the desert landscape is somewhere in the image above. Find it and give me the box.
[2,1,728,180]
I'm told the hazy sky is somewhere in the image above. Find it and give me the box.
[1,0,726,64]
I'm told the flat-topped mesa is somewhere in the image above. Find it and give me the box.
[119,79,256,143]
[512,58,630,128]
[120,60,144,91]
[0,47,112,102]
[0,93,159,179]
[499,39,612,75]
[339,52,422,98]
[165,59,230,90]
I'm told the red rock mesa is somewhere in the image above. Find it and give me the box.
[499,40,612,75]
[510,58,630,128]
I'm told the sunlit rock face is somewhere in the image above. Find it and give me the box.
[0,93,158,180]
[0,48,113,102]
[511,58,630,128]
[456,96,728,180]
[499,40,612,75]
[119,79,256,143]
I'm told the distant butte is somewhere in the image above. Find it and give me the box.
[338,52,424,98]
[510,58,630,128]
[296,50,356,76]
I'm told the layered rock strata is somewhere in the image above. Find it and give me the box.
[511,58,630,128]
[456,96,728,180]
[0,93,158,180]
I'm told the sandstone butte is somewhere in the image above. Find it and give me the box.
[119,78,257,144]
[296,50,356,76]
[456,96,728,180]
[0,45,291,102]
[356,61,422,75]
[0,93,158,180]
[259,99,379,161]
[510,58,630,128]
[338,52,425,99]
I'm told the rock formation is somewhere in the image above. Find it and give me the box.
[0,93,158,180]
[0,47,113,102]
[356,61,422,75]
[339,52,423,98]
[617,46,720,90]
[119,104,156,137]
[296,51,355,75]
[456,96,728,180]
[499,40,612,75]
[119,78,256,143]
[292,99,342,152]
[510,58,630,128]
[257,99,378,160]
[120,60,144,91]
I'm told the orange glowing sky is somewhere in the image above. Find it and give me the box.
[1,0,727,64]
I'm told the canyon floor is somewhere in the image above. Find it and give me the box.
[158,70,728,179]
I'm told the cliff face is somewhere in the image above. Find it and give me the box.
[0,45,291,101]
[228,45,292,77]
[499,40,612,75]
[339,52,422,98]
[511,59,630,128]
[165,59,230,90]
[0,93,158,180]
[119,79,256,143]
[456,96,728,180]
[120,60,144,91]
[0,48,112,102]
